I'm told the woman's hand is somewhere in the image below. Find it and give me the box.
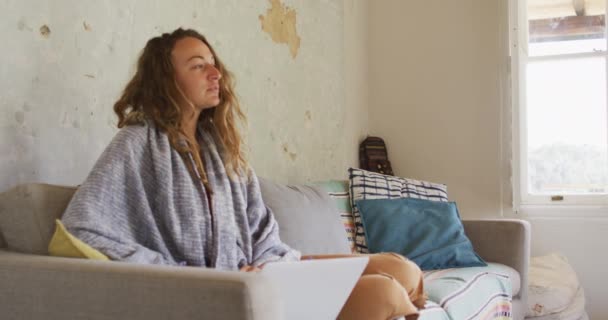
[239,265,262,272]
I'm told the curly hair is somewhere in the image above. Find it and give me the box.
[113,28,248,188]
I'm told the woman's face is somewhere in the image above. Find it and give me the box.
[171,37,222,110]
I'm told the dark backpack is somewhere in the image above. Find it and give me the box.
[359,136,394,175]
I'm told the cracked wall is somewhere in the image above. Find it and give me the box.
[0,0,368,190]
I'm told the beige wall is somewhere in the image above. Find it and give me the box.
[0,0,369,191]
[369,0,507,219]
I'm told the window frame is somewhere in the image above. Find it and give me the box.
[510,0,608,210]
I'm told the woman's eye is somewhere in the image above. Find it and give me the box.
[191,64,204,70]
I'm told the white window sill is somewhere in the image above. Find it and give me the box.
[516,204,608,218]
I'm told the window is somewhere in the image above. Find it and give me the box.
[511,0,608,207]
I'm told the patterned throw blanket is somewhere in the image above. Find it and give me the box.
[421,264,513,320]
[61,122,300,270]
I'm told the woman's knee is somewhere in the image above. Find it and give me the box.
[366,253,422,290]
[370,252,414,268]
[365,274,409,308]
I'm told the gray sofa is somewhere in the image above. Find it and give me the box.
[0,182,530,320]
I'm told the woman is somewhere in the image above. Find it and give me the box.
[61,28,425,320]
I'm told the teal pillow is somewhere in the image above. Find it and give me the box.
[355,197,486,270]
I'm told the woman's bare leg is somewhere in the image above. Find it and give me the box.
[303,253,426,319]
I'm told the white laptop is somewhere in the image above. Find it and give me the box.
[260,256,369,320]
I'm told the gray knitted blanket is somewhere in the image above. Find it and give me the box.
[61,123,300,270]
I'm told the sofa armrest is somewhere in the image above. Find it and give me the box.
[0,250,281,320]
[462,219,530,301]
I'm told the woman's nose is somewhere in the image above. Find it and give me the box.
[209,65,221,80]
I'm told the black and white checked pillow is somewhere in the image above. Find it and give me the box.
[348,168,449,253]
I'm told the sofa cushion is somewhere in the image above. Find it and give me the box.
[48,219,109,260]
[313,180,356,253]
[348,168,448,253]
[356,198,486,270]
[259,178,351,255]
[423,263,516,319]
[419,301,450,320]
[0,184,77,254]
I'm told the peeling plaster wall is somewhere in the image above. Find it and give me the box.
[0,0,367,191]
[343,0,369,169]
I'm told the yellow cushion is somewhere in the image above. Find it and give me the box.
[48,219,109,260]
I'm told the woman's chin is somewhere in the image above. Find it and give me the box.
[199,101,221,110]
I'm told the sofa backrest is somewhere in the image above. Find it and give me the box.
[0,180,353,257]
[258,178,351,255]
[0,184,77,254]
